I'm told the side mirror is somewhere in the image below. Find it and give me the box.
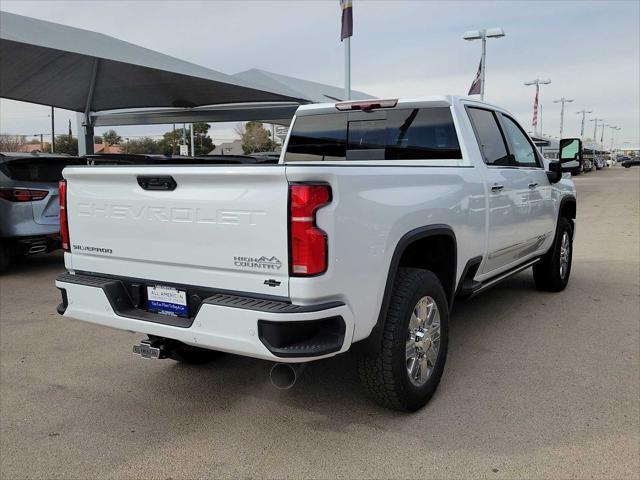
[558,138,583,173]
[547,160,561,183]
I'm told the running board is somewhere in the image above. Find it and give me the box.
[460,258,541,299]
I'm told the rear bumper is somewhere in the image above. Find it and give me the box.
[55,272,354,362]
[1,234,60,255]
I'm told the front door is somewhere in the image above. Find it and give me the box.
[499,114,556,255]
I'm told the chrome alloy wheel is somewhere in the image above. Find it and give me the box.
[406,296,441,387]
[559,231,571,279]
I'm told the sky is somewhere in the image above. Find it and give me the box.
[1,0,639,148]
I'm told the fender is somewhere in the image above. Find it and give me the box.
[360,224,457,353]
[555,194,577,235]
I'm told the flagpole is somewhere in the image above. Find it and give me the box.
[345,37,351,100]
[480,34,486,101]
[535,83,539,137]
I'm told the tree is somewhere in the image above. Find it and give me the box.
[157,124,214,156]
[192,122,214,155]
[236,121,276,154]
[102,129,122,145]
[53,134,78,155]
[124,137,163,154]
[0,134,26,152]
[159,128,183,155]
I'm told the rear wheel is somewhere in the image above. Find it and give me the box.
[533,217,573,292]
[358,268,449,412]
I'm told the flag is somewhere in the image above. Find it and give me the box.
[532,90,539,128]
[340,0,353,41]
[68,119,72,137]
[468,58,482,95]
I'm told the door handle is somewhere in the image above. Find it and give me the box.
[528,182,538,189]
[491,184,504,193]
[137,176,177,191]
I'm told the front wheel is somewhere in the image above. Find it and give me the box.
[533,217,573,292]
[358,268,449,412]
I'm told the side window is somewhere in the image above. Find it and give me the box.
[467,107,510,166]
[501,116,540,168]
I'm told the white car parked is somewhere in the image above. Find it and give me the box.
[55,96,577,411]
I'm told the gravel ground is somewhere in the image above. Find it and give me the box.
[1,166,638,479]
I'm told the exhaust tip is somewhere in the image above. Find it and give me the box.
[269,363,298,390]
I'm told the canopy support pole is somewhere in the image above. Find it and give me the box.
[76,113,94,156]
[79,59,100,156]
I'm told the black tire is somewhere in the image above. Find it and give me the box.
[0,243,10,274]
[533,217,573,292]
[358,268,449,412]
[169,343,222,365]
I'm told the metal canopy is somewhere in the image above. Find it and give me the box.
[0,12,377,154]
[0,12,305,113]
[90,102,303,127]
[89,68,375,127]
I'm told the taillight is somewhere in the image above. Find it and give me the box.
[0,188,48,202]
[59,180,70,251]
[289,184,331,276]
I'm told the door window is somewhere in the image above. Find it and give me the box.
[466,107,510,166]
[501,116,540,168]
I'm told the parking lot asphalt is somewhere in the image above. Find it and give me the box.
[1,166,638,480]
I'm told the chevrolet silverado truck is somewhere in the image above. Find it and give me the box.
[55,96,577,411]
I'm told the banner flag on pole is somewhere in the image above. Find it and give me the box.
[532,90,539,128]
[340,0,353,41]
[468,58,482,95]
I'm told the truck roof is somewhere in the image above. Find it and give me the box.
[294,95,510,116]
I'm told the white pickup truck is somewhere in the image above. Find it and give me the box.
[56,96,577,411]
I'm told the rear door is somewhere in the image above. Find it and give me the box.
[64,165,290,297]
[466,106,532,274]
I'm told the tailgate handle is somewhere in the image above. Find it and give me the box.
[137,176,177,191]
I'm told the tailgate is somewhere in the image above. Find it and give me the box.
[64,165,289,297]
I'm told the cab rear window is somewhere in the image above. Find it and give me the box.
[284,107,461,162]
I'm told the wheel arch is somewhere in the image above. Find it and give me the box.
[558,195,577,233]
[360,224,457,353]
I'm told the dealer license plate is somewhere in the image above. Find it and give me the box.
[147,285,188,317]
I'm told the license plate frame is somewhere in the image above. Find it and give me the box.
[147,284,189,318]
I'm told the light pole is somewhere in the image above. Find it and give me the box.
[576,109,592,138]
[524,79,551,137]
[590,118,603,143]
[33,133,45,151]
[553,97,574,138]
[609,126,620,159]
[463,27,506,101]
[589,118,603,160]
